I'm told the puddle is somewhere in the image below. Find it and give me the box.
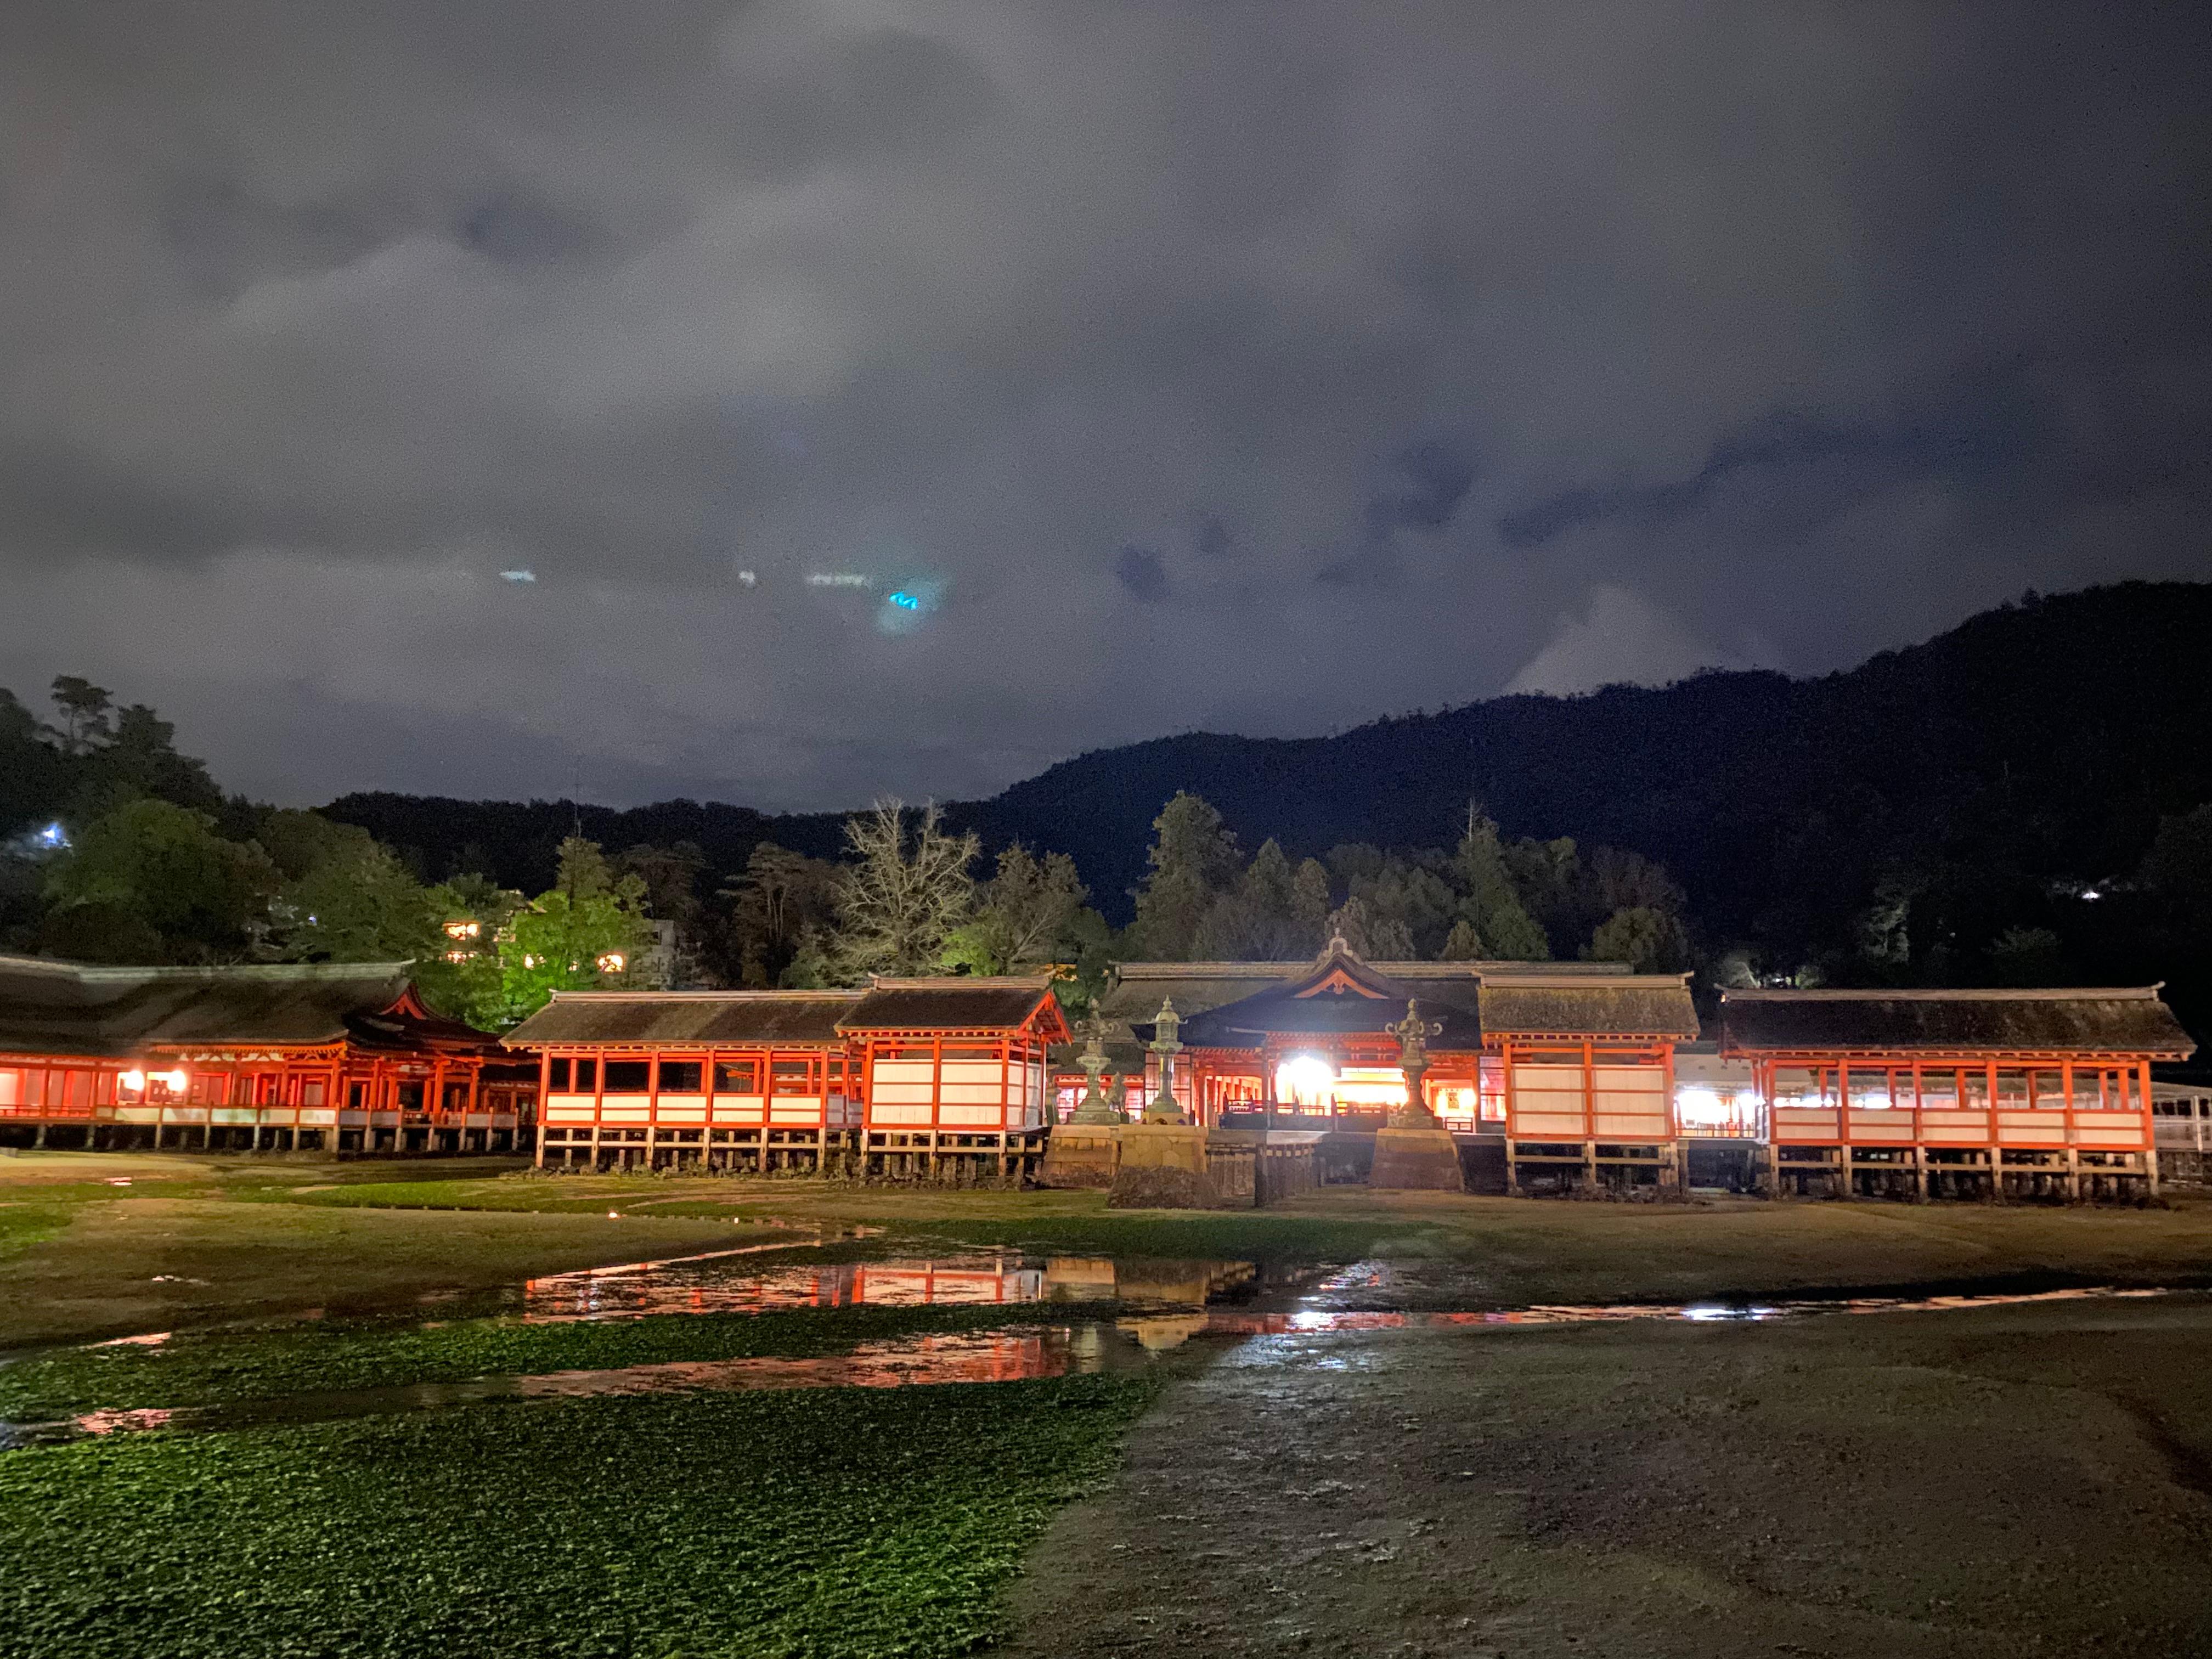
[0,1321,1176,1447]
[522,1252,1263,1321]
[1207,1283,2176,1333]
[6,1283,2193,1451]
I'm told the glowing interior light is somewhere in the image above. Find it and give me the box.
[443,919,480,940]
[596,952,626,973]
[1275,1054,1336,1108]
[159,1070,188,1093]
[120,1069,146,1092]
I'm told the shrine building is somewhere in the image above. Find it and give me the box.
[1719,985,2193,1200]
[1073,937,1702,1192]
[501,974,1068,1176]
[0,955,533,1153]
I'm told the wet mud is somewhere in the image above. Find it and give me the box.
[997,1293,2212,1658]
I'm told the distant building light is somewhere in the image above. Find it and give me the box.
[886,590,923,611]
[500,569,537,584]
[36,821,67,849]
[806,572,874,588]
[522,954,542,969]
[596,952,626,974]
[735,569,759,587]
[2081,888,2102,901]
[443,919,481,940]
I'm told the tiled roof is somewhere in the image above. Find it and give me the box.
[0,955,491,1058]
[503,991,861,1048]
[1719,988,2194,1057]
[839,977,1062,1034]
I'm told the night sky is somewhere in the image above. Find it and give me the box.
[5,3,2209,811]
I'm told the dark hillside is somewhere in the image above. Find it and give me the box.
[326,581,2212,1026]
[973,582,2212,933]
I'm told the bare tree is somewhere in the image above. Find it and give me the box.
[831,800,979,979]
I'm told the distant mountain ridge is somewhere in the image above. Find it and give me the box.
[328,581,2212,963]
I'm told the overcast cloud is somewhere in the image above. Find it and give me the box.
[3,1,2208,810]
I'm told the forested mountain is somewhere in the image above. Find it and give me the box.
[9,580,2210,1035]
[332,580,2212,975]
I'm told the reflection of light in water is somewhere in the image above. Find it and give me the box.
[1227,1285,2166,1335]
[515,1330,1068,1397]
[23,1286,2191,1445]
[76,1408,176,1435]
[523,1252,1256,1322]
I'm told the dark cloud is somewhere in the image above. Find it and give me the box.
[1114,545,1169,603]
[2,1,2208,809]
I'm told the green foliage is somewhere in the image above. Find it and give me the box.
[1190,838,1328,960]
[40,798,280,963]
[0,1377,1159,1659]
[2138,804,2212,928]
[1585,905,1690,973]
[831,800,979,980]
[1129,792,1241,958]
[272,832,442,966]
[942,843,1093,975]
[491,837,656,1024]
[1438,917,1485,960]
[720,841,841,987]
[1323,894,1415,958]
[780,926,838,988]
[45,675,114,755]
[1451,805,1550,960]
[1988,925,2067,986]
[618,839,707,927]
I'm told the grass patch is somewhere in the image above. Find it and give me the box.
[0,1202,72,1265]
[0,1301,1126,1418]
[0,1375,1159,1659]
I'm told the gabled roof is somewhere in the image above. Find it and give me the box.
[0,955,493,1058]
[1719,987,2196,1058]
[500,977,1070,1048]
[503,991,863,1048]
[1154,939,1485,1050]
[839,976,1067,1039]
[1071,945,1695,1060]
[1479,972,1700,1041]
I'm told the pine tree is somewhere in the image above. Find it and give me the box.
[1585,905,1689,973]
[1451,804,1550,960]
[1129,792,1240,959]
[1193,838,1321,959]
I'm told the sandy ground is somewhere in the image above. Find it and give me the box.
[1000,1296,2212,1657]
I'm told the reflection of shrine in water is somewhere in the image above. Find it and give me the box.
[522,1251,1260,1322]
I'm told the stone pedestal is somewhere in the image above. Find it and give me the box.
[1369,1125,1466,1192]
[1107,1123,1227,1209]
[1035,1126,1122,1190]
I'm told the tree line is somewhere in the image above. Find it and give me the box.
[10,668,2212,1039]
